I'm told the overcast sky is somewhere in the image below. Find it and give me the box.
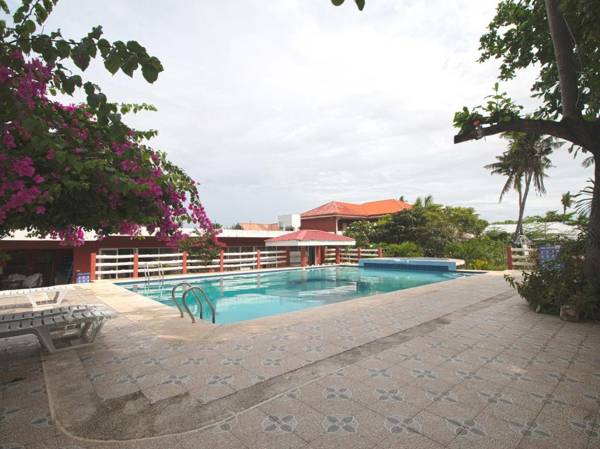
[44,0,593,226]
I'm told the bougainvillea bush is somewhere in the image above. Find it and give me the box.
[0,0,217,248]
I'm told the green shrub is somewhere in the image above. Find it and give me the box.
[444,237,506,270]
[381,241,424,257]
[505,239,600,319]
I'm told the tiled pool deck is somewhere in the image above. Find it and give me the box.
[1,271,599,449]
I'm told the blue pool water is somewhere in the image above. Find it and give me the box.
[120,266,472,324]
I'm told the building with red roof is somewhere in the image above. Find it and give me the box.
[265,229,355,266]
[300,198,411,233]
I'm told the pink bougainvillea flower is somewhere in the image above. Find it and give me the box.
[35,206,46,215]
[2,132,16,149]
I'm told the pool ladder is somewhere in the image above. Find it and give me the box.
[143,262,165,287]
[171,282,216,324]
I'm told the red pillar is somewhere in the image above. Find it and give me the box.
[506,246,513,269]
[256,249,261,270]
[90,252,96,282]
[182,251,188,274]
[300,248,307,267]
[378,247,383,257]
[219,249,225,272]
[335,247,341,264]
[133,252,139,278]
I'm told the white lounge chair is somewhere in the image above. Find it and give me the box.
[0,305,115,353]
[0,284,74,309]
[0,304,108,323]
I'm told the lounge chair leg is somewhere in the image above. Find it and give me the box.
[84,320,105,343]
[80,321,93,336]
[34,327,57,353]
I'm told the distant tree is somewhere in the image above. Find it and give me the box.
[343,220,375,247]
[561,192,573,216]
[485,133,557,242]
[374,199,487,256]
[444,206,488,237]
[413,195,434,208]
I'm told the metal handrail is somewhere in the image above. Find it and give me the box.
[182,286,216,324]
[171,282,193,318]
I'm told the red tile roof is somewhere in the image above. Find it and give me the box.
[265,230,354,243]
[301,199,411,218]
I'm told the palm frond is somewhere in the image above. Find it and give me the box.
[573,179,594,216]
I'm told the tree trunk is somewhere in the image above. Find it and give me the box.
[544,0,579,118]
[584,153,600,290]
[514,175,531,243]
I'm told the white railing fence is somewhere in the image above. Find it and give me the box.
[93,248,288,280]
[339,248,380,263]
[507,246,537,270]
[92,247,382,280]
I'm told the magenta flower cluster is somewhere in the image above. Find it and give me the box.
[1,49,216,248]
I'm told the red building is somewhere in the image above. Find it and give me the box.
[0,229,289,286]
[300,198,412,233]
[0,198,402,287]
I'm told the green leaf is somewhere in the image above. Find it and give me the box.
[97,38,110,55]
[24,19,36,34]
[72,49,90,71]
[141,65,158,83]
[354,0,365,10]
[89,26,103,39]
[331,0,344,5]
[34,4,48,24]
[84,81,95,96]
[104,52,121,74]
[0,1,9,14]
[121,55,139,77]
[55,40,71,58]
[126,40,144,53]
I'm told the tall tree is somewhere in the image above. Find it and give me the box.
[485,133,555,241]
[452,0,600,287]
[561,191,573,216]
[332,0,600,288]
[0,1,216,247]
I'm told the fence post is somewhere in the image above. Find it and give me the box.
[182,251,188,274]
[335,247,341,264]
[378,247,383,257]
[90,252,96,282]
[357,247,362,262]
[506,246,513,270]
[133,252,139,278]
[219,249,225,272]
[256,249,261,270]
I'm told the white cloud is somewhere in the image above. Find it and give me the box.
[44,0,593,226]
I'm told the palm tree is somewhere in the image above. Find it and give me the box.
[561,191,573,216]
[485,132,559,242]
[413,195,434,208]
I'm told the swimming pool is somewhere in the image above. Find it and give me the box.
[120,266,473,324]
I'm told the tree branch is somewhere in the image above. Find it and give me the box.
[454,118,577,145]
[544,0,580,118]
